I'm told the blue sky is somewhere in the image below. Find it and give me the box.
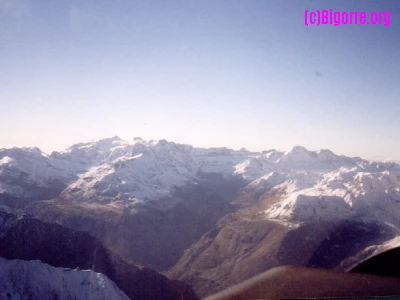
[0,0,399,160]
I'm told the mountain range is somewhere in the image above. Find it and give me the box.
[1,137,400,298]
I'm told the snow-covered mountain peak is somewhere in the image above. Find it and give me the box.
[0,147,72,202]
[290,145,309,153]
[2,137,400,220]
[317,149,337,160]
[0,258,130,300]
[0,147,46,161]
[61,136,128,156]
[133,136,144,142]
[0,156,15,166]
[276,149,311,165]
[19,146,44,155]
[278,146,328,164]
[262,165,400,225]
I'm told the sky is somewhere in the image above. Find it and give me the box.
[0,0,399,161]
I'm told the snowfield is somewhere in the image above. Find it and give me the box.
[0,257,130,300]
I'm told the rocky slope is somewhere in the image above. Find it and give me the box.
[168,148,400,297]
[0,207,198,300]
[25,176,240,270]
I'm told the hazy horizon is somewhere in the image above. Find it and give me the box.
[1,0,399,161]
[1,135,399,164]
